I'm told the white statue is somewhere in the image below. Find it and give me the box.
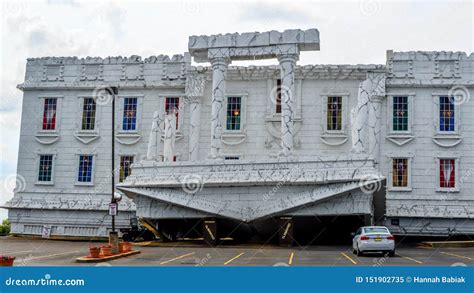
[163,112,177,162]
[146,111,162,160]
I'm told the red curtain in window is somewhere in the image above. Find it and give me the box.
[42,99,56,130]
[440,159,455,188]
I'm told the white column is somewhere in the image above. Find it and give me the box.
[209,57,230,159]
[163,113,176,162]
[367,95,383,162]
[188,98,202,161]
[277,54,298,157]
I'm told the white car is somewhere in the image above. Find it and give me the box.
[352,226,395,257]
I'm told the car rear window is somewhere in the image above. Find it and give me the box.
[363,227,389,234]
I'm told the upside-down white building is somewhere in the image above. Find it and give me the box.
[4,29,474,244]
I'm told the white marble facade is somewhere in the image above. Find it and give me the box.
[4,29,474,238]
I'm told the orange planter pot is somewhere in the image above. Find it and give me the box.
[122,242,132,252]
[89,247,101,258]
[100,246,112,256]
[0,258,15,266]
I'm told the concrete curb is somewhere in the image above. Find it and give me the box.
[419,241,474,248]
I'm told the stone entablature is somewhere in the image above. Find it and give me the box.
[5,195,136,211]
[387,51,474,86]
[19,54,190,90]
[189,29,320,62]
[119,155,382,188]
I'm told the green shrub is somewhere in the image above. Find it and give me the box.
[0,219,10,235]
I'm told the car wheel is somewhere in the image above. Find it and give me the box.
[388,250,395,257]
[352,248,357,255]
[356,245,363,256]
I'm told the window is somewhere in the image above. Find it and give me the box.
[42,98,57,130]
[393,96,408,131]
[122,98,137,131]
[165,97,179,129]
[38,155,53,182]
[275,79,282,114]
[439,96,455,132]
[327,96,342,131]
[81,98,96,130]
[226,97,241,131]
[439,159,455,189]
[224,156,240,160]
[77,155,93,183]
[392,158,408,187]
[119,155,134,182]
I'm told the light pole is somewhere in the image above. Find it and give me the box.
[107,86,119,253]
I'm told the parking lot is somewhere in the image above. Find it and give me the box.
[0,236,473,266]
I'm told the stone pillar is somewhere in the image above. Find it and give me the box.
[367,95,383,162]
[209,58,230,159]
[188,98,202,161]
[163,113,176,162]
[277,54,298,157]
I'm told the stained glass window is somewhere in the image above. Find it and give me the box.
[226,96,241,131]
[327,96,342,131]
[393,96,408,131]
[119,155,134,182]
[42,98,57,130]
[38,155,53,182]
[165,97,180,129]
[440,159,455,188]
[122,98,137,131]
[440,96,455,132]
[392,158,408,187]
[78,155,93,183]
[81,98,96,130]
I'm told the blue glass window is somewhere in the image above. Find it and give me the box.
[439,96,455,132]
[78,155,93,183]
[122,98,137,131]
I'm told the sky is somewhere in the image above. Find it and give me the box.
[0,0,473,220]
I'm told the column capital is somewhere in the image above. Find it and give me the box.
[210,57,231,69]
[277,53,299,65]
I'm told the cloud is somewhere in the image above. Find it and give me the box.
[239,2,314,25]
